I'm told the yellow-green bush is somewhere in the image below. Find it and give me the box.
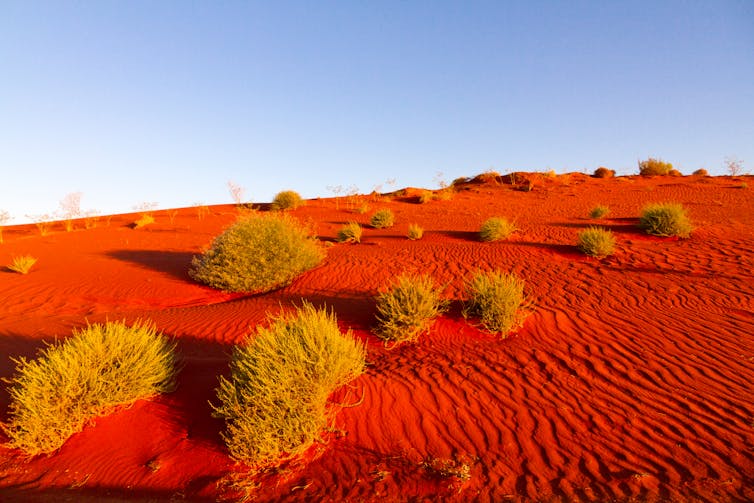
[271,190,304,211]
[639,158,673,176]
[407,223,424,240]
[463,270,529,336]
[2,321,178,456]
[589,205,610,219]
[213,303,366,466]
[370,209,395,229]
[639,202,693,238]
[374,274,449,345]
[479,217,516,242]
[190,212,324,293]
[7,255,37,274]
[577,227,616,258]
[337,221,362,243]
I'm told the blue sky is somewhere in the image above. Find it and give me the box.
[2,1,752,223]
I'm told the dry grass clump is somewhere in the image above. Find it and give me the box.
[337,222,362,243]
[133,214,155,228]
[374,274,449,345]
[639,158,673,176]
[7,255,37,274]
[370,209,395,229]
[577,227,616,258]
[593,167,615,178]
[589,205,610,219]
[213,303,366,466]
[407,223,424,240]
[692,168,709,176]
[479,217,516,242]
[190,212,324,293]
[463,270,529,337]
[639,202,693,238]
[271,190,304,211]
[2,321,178,456]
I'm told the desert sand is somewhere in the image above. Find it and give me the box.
[1,173,752,502]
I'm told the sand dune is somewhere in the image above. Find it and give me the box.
[1,174,753,502]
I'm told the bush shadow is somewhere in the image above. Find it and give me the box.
[105,250,195,281]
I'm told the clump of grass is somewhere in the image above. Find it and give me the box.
[271,190,304,211]
[589,205,610,219]
[692,168,709,176]
[337,221,362,243]
[133,214,155,228]
[370,209,395,229]
[479,217,516,242]
[593,167,615,178]
[577,227,616,258]
[407,223,424,240]
[190,213,324,293]
[418,190,433,204]
[638,202,693,238]
[463,270,529,337]
[7,255,37,274]
[213,302,366,466]
[2,320,178,456]
[639,157,673,176]
[374,274,449,345]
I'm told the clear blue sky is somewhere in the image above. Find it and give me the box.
[2,1,752,223]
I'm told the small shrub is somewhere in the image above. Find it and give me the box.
[271,190,304,211]
[374,274,449,345]
[7,255,37,274]
[407,224,424,240]
[639,202,693,238]
[589,205,610,219]
[639,158,673,176]
[370,209,395,229]
[463,270,529,336]
[190,212,324,293]
[593,167,615,178]
[692,168,708,176]
[418,190,433,204]
[479,217,516,242]
[337,222,362,243]
[2,320,178,456]
[668,169,683,177]
[577,227,616,258]
[213,302,366,465]
[133,214,155,228]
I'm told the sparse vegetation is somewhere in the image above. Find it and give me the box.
[407,223,424,240]
[133,214,155,228]
[577,227,616,258]
[374,274,449,345]
[190,212,324,293]
[2,320,178,456]
[271,190,304,211]
[27,215,53,236]
[213,303,366,466]
[337,222,362,243]
[7,255,37,274]
[692,168,709,176]
[59,192,82,232]
[370,209,395,229]
[0,210,10,243]
[639,202,693,238]
[589,205,610,219]
[639,158,673,176]
[463,270,529,336]
[479,217,516,242]
[725,156,744,176]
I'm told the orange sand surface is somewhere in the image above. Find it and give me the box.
[1,173,753,502]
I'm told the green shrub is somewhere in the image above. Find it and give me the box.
[639,158,673,176]
[374,274,449,345]
[463,270,528,336]
[479,217,516,242]
[190,212,324,293]
[639,202,693,238]
[271,190,304,211]
[370,209,395,229]
[577,227,616,258]
[2,321,178,456]
[7,255,37,274]
[589,205,610,219]
[213,302,366,465]
[407,223,424,240]
[337,221,362,243]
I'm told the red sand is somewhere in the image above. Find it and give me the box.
[1,173,753,502]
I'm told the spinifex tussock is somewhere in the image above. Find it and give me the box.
[2,320,178,456]
[463,270,530,337]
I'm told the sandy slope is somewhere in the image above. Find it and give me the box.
[0,174,752,502]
